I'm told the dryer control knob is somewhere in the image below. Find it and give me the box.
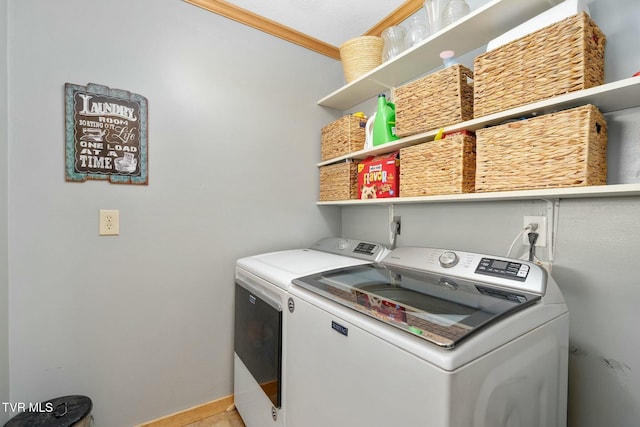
[439,251,459,268]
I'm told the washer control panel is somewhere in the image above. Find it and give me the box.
[475,258,530,282]
[382,247,546,295]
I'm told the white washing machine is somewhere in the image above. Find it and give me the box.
[233,237,388,426]
[288,246,569,427]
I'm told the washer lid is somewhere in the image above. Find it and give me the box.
[293,263,541,349]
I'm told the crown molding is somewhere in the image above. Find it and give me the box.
[184,0,341,59]
[184,0,420,60]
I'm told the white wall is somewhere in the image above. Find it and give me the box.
[1,0,10,424]
[5,0,342,425]
[342,1,640,426]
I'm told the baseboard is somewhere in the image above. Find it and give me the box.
[135,394,235,427]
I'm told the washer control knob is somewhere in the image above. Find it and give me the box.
[439,251,459,268]
[338,239,350,250]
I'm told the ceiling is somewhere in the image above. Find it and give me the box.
[184,0,425,60]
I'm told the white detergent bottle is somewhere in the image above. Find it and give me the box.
[365,113,376,149]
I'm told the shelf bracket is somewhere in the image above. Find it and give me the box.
[367,79,397,94]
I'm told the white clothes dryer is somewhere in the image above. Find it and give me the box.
[233,238,388,426]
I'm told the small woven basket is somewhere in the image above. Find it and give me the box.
[319,161,358,201]
[321,115,367,161]
[396,65,474,138]
[474,12,605,118]
[400,133,476,197]
[475,104,607,192]
[340,36,383,83]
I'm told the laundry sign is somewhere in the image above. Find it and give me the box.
[64,82,148,184]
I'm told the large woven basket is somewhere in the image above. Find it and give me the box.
[474,12,605,118]
[319,161,358,201]
[475,104,607,192]
[396,65,474,138]
[340,36,383,83]
[400,133,476,197]
[321,115,367,161]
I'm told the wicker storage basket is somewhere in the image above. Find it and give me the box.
[475,104,607,192]
[474,12,605,118]
[321,115,367,161]
[339,36,383,83]
[319,161,358,201]
[396,65,474,138]
[400,133,476,197]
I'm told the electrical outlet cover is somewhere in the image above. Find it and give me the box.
[523,216,546,247]
[99,209,120,236]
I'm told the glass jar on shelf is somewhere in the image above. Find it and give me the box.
[407,16,430,48]
[381,26,407,62]
[441,0,470,27]
[424,0,446,34]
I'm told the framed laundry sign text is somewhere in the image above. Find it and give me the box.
[65,82,148,184]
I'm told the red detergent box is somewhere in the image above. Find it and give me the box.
[357,151,399,199]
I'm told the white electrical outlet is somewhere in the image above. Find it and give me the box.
[99,209,120,236]
[523,216,546,247]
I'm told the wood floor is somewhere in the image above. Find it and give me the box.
[182,408,245,427]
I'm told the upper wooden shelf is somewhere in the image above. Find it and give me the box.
[317,77,640,167]
[317,0,554,111]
